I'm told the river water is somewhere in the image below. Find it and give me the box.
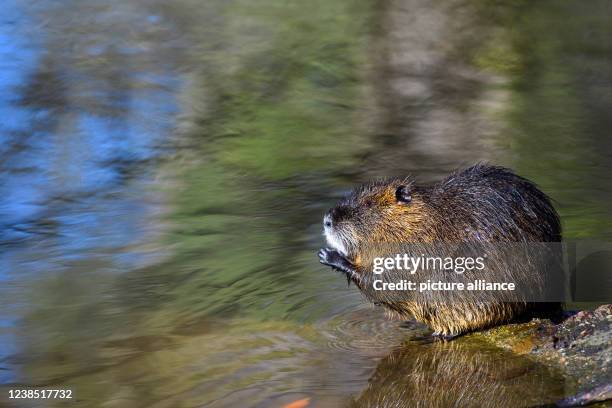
[1,0,612,407]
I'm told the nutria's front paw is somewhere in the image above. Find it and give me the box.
[318,248,357,279]
[318,247,345,267]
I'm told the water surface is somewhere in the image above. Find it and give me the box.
[1,0,612,406]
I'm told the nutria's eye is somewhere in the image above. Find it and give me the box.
[395,185,412,204]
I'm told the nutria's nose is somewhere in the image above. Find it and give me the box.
[323,214,332,228]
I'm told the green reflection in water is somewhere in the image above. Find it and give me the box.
[471,0,612,239]
[7,0,378,406]
[152,0,375,322]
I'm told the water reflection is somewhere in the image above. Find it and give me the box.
[1,0,611,406]
[0,0,182,252]
[349,339,566,408]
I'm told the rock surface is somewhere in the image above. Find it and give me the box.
[471,304,612,403]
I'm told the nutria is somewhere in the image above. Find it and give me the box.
[318,164,562,339]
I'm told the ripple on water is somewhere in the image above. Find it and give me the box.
[319,307,431,357]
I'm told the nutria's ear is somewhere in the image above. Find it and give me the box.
[395,185,412,204]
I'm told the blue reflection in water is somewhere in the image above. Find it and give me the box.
[0,0,183,384]
[0,1,42,237]
[0,0,42,383]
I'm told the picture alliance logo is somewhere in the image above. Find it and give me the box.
[371,278,516,292]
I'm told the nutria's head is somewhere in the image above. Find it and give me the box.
[323,179,431,259]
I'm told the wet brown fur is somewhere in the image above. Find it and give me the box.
[324,164,562,336]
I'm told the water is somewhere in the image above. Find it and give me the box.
[1,0,611,406]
